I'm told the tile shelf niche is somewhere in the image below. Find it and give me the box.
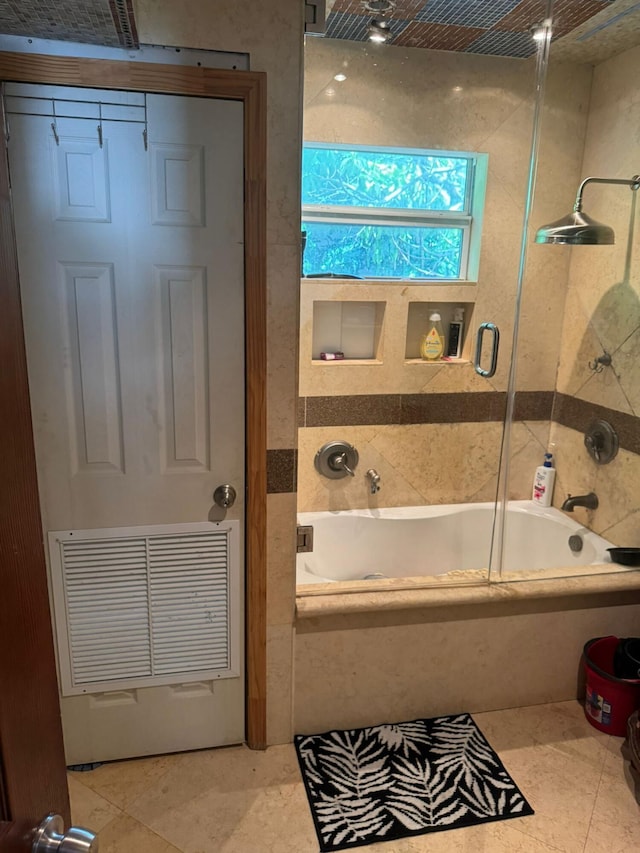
[405,301,474,364]
[312,301,385,361]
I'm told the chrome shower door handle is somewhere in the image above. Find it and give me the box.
[474,322,500,378]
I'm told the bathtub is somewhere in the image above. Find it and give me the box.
[296,500,615,586]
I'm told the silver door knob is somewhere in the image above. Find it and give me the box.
[213,484,236,508]
[32,814,98,852]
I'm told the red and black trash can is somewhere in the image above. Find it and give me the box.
[583,636,640,737]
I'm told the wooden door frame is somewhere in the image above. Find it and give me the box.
[0,52,267,759]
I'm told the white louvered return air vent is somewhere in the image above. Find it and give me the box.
[49,522,240,696]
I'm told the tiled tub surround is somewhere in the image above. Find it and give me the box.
[541,44,640,550]
[295,591,640,735]
[297,390,553,511]
[297,390,640,534]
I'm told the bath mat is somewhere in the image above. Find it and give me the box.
[294,713,533,852]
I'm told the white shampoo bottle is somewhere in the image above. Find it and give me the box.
[532,453,555,507]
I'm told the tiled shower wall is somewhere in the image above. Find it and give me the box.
[298,39,592,511]
[545,43,640,548]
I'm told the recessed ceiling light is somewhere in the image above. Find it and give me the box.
[364,0,395,12]
[530,18,552,41]
[334,73,347,82]
[367,19,392,43]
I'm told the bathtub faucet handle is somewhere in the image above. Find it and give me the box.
[366,468,381,494]
[332,452,355,476]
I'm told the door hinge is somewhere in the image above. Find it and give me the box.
[296,524,314,553]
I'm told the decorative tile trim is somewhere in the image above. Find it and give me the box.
[305,394,402,427]
[513,390,554,421]
[267,449,297,494]
[400,392,506,424]
[299,391,554,427]
[553,393,640,457]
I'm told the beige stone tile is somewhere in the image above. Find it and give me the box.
[266,492,296,628]
[592,446,640,539]
[69,754,182,812]
[98,813,182,852]
[473,700,610,773]
[614,326,640,416]
[370,423,505,506]
[67,774,122,832]
[127,744,316,853]
[555,286,604,397]
[267,244,302,449]
[601,508,640,549]
[304,39,535,153]
[523,420,552,450]
[476,739,602,852]
[576,364,634,416]
[584,764,640,853]
[267,624,294,746]
[297,426,425,512]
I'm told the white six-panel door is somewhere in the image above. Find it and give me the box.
[7,83,245,763]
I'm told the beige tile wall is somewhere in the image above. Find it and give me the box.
[299,40,592,509]
[134,0,303,745]
[542,44,640,540]
[553,44,640,412]
[302,39,591,395]
[298,420,550,512]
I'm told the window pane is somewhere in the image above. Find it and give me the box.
[302,147,469,212]
[302,221,463,279]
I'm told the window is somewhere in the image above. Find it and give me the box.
[301,143,485,281]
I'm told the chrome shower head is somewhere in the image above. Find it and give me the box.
[534,210,614,245]
[535,174,640,246]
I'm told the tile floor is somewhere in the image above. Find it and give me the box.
[69,700,640,852]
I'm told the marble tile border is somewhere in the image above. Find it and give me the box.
[553,393,640,457]
[300,390,554,427]
[280,391,638,495]
[267,449,297,494]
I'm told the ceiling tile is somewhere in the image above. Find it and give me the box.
[465,28,538,57]
[325,10,410,41]
[394,21,483,50]
[416,0,521,29]
[497,0,614,36]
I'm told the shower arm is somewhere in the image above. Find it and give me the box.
[573,175,640,212]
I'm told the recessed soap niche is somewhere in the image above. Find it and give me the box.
[405,302,474,361]
[312,301,385,361]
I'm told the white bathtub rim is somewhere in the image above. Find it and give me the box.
[297,500,613,586]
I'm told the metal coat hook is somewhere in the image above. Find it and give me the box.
[143,93,148,151]
[588,351,612,374]
[51,99,59,145]
[97,102,103,148]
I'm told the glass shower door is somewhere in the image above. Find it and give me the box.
[496,3,640,582]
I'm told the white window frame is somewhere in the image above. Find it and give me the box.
[302,142,487,282]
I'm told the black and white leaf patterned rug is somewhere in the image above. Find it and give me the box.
[294,713,534,852]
